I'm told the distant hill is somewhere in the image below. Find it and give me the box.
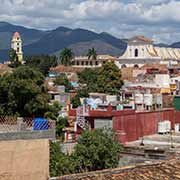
[69,40,122,56]
[0,22,127,62]
[0,22,47,49]
[155,43,169,47]
[170,41,180,48]
[2,22,179,63]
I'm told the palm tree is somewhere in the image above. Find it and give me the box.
[60,48,74,66]
[86,48,97,60]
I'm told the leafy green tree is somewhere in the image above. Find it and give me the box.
[70,88,89,108]
[50,129,122,177]
[44,101,62,120]
[78,68,99,92]
[77,62,123,95]
[25,55,57,76]
[56,117,69,139]
[44,102,69,139]
[50,141,64,177]
[9,48,20,67]
[86,48,97,60]
[0,66,49,117]
[72,128,122,172]
[54,75,72,92]
[50,141,76,177]
[70,96,81,109]
[97,61,123,95]
[60,48,74,66]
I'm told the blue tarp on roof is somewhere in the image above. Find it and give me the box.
[33,118,48,131]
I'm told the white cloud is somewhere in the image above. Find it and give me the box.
[0,0,179,43]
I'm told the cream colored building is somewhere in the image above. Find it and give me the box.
[11,32,23,63]
[116,36,179,69]
[72,55,117,68]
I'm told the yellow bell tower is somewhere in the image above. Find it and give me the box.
[11,32,23,63]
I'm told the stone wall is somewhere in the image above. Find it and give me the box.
[0,139,49,180]
[0,129,55,141]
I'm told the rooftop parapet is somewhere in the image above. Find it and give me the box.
[0,117,55,141]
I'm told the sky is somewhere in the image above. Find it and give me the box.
[0,0,180,44]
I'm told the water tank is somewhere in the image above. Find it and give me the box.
[156,94,163,105]
[135,94,143,104]
[175,124,180,132]
[164,120,171,133]
[158,122,166,134]
[33,118,48,131]
[158,120,171,134]
[144,94,153,106]
[106,95,117,103]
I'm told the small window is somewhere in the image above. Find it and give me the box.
[135,49,138,57]
[17,43,19,46]
[77,61,79,66]
[134,64,139,68]
[81,61,84,66]
[17,37,19,40]
[17,47,19,53]
[90,61,93,66]
[95,61,98,66]
[86,61,88,66]
[121,64,127,68]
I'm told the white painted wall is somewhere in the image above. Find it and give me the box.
[155,74,170,88]
[120,44,155,59]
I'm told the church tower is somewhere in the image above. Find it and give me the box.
[11,32,23,63]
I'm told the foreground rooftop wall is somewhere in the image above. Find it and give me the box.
[0,139,49,180]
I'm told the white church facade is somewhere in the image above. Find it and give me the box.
[115,36,180,69]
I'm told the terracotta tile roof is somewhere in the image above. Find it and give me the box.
[52,158,180,180]
[13,32,20,38]
[50,65,85,73]
[0,64,12,75]
[140,64,167,70]
[47,86,57,92]
[130,36,153,43]
[115,159,180,180]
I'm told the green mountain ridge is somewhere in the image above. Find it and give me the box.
[0,22,179,62]
[0,22,127,62]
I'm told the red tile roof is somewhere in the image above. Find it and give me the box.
[50,65,85,73]
[130,36,153,43]
[13,32,20,38]
[0,64,12,75]
[52,158,180,180]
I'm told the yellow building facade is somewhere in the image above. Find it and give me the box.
[11,32,23,63]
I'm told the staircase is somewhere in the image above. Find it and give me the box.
[76,106,89,130]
